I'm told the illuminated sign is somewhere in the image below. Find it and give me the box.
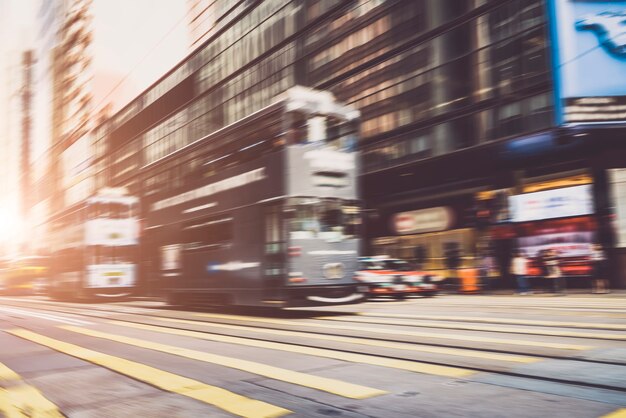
[510,185,594,222]
[393,207,454,235]
[549,0,626,123]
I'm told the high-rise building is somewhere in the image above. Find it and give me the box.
[0,48,26,256]
[32,0,95,243]
[304,0,626,289]
[186,0,216,49]
[185,0,252,50]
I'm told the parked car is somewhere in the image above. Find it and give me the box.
[355,256,438,299]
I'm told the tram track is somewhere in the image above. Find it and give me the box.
[0,297,622,359]
[1,296,626,399]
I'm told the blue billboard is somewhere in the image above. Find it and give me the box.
[549,0,626,124]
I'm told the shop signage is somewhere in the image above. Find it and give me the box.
[609,169,626,247]
[510,184,594,223]
[549,0,626,123]
[393,207,453,235]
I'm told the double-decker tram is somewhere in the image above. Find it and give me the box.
[145,86,363,307]
[48,188,139,300]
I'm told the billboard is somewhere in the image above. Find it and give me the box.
[516,216,596,277]
[510,184,594,222]
[549,0,626,124]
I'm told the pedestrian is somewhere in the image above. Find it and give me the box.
[479,252,494,294]
[545,248,565,295]
[511,250,530,295]
[537,249,550,293]
[591,244,610,294]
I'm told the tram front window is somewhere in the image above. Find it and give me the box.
[88,202,134,219]
[287,198,360,240]
[88,246,136,264]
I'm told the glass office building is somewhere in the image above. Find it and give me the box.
[93,0,626,288]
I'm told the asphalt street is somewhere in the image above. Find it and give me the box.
[0,294,625,417]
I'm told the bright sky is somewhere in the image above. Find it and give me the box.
[91,0,188,112]
[0,0,189,114]
[0,0,189,251]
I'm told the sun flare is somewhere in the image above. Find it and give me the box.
[0,204,23,243]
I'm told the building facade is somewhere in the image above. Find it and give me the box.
[95,0,626,288]
[305,0,625,288]
[30,0,96,256]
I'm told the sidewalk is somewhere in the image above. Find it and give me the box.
[459,289,626,298]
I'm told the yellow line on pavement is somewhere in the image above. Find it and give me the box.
[61,325,386,400]
[110,320,476,378]
[322,316,626,341]
[7,329,290,418]
[357,312,626,331]
[601,408,626,418]
[147,316,538,364]
[0,361,63,418]
[193,313,591,351]
[0,363,21,382]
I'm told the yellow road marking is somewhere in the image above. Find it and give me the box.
[0,363,21,382]
[110,320,475,378]
[0,361,63,418]
[193,313,591,351]
[601,408,626,418]
[7,329,289,418]
[145,316,538,364]
[62,325,386,400]
[321,316,626,341]
[358,312,626,331]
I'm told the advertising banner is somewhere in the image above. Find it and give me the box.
[510,184,594,223]
[516,217,596,276]
[549,0,626,124]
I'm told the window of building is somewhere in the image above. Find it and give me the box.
[496,100,524,137]
[525,92,553,131]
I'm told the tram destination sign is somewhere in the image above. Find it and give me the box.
[287,145,357,200]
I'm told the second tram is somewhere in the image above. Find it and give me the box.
[48,188,140,300]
